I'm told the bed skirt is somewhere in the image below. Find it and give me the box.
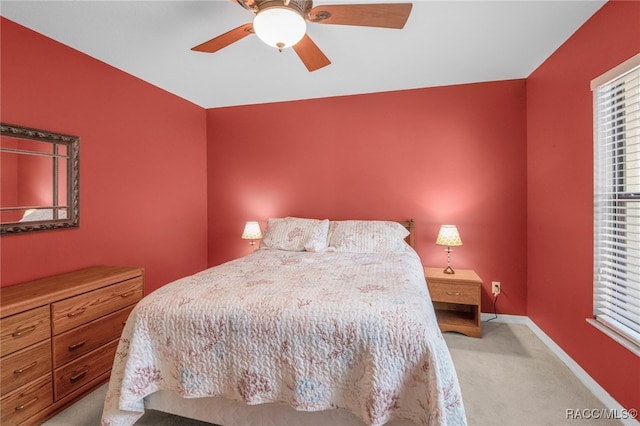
[145,391,418,426]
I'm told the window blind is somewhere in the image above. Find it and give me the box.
[593,54,640,350]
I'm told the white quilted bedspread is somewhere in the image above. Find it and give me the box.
[101,249,466,426]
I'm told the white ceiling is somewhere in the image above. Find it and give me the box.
[1,0,605,109]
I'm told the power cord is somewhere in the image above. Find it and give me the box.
[485,293,499,322]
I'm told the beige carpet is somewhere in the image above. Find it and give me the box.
[42,322,623,426]
[443,321,622,425]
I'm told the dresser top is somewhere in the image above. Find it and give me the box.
[1,265,144,318]
[424,267,482,283]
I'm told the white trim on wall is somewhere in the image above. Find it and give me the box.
[480,313,638,426]
[481,313,529,324]
[590,52,640,90]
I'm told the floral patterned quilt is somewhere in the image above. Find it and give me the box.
[101,249,466,426]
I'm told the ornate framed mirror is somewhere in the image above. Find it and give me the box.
[1,123,79,234]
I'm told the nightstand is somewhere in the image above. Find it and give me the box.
[424,267,482,337]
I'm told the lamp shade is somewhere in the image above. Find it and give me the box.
[253,7,306,50]
[436,225,462,247]
[242,221,262,240]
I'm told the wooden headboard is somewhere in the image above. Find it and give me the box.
[400,219,415,248]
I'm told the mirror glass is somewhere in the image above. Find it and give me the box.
[1,123,79,234]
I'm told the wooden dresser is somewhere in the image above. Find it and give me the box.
[0,265,144,426]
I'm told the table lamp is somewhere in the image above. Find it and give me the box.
[436,225,462,274]
[241,221,262,249]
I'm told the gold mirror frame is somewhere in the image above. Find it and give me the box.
[1,123,79,235]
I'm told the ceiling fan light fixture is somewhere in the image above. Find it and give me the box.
[253,7,306,51]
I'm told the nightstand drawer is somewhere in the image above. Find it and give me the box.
[53,339,119,401]
[1,340,52,395]
[1,375,53,426]
[428,281,479,305]
[51,277,143,335]
[0,306,50,357]
[53,305,133,368]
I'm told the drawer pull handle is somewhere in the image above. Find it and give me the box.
[69,369,88,383]
[68,340,87,350]
[107,291,135,303]
[446,291,462,296]
[13,361,38,375]
[15,396,39,411]
[11,325,36,337]
[67,308,87,318]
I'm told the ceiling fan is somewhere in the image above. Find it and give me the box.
[191,0,413,72]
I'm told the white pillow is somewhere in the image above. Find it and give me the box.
[304,219,331,252]
[260,217,329,252]
[328,220,409,253]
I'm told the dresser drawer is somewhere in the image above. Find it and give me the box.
[53,339,119,401]
[1,340,52,396]
[53,305,133,368]
[51,276,143,335]
[427,281,480,305]
[0,374,53,426]
[0,306,50,357]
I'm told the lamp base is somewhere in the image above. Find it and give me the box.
[443,266,455,274]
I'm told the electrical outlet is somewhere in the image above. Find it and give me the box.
[492,281,501,296]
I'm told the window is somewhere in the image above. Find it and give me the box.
[592,53,640,353]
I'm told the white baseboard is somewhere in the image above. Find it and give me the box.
[480,313,638,426]
[481,313,528,324]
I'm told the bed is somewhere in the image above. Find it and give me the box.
[101,218,466,426]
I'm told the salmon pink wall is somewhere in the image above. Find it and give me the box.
[0,146,19,222]
[0,18,209,293]
[527,1,639,411]
[207,80,528,315]
[17,146,54,207]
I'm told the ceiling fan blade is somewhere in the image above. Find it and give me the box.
[308,3,412,29]
[292,34,331,72]
[191,23,254,53]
